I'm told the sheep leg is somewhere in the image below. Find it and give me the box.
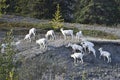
[74,58,76,64]
[107,57,111,63]
[53,33,56,40]
[33,32,36,37]
[29,37,31,42]
[52,35,54,40]
[71,34,73,40]
[93,52,96,58]
[109,57,111,63]
[39,45,41,49]
[64,35,66,40]
[104,56,106,61]
[80,58,83,64]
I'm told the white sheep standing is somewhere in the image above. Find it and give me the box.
[45,30,56,40]
[66,43,83,52]
[71,52,84,64]
[98,47,111,63]
[81,40,94,52]
[76,31,83,40]
[24,33,31,42]
[87,45,96,57]
[60,28,73,40]
[29,28,36,37]
[36,38,47,49]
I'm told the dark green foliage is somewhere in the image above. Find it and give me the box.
[0,29,18,80]
[0,0,8,16]
[74,0,120,25]
[5,0,75,21]
[3,0,120,25]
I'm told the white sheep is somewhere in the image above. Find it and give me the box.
[29,28,36,37]
[98,47,111,63]
[60,28,73,40]
[71,52,84,64]
[1,43,7,53]
[36,38,47,49]
[24,33,31,42]
[76,31,83,40]
[81,40,94,52]
[45,30,56,40]
[87,46,96,57]
[66,43,83,52]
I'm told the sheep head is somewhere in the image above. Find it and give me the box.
[98,47,102,51]
[71,54,75,59]
[60,28,63,31]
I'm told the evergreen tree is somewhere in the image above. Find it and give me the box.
[51,4,64,29]
[74,0,119,25]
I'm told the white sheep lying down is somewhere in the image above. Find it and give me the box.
[66,43,83,52]
[60,28,73,40]
[45,30,56,40]
[71,52,84,64]
[98,47,111,63]
[36,38,47,49]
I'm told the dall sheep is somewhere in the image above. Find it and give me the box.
[36,38,47,49]
[29,28,36,37]
[66,43,83,52]
[71,52,84,64]
[76,31,83,40]
[45,30,56,40]
[24,34,31,42]
[60,28,73,40]
[1,43,7,53]
[81,40,94,52]
[87,46,96,57]
[98,48,111,63]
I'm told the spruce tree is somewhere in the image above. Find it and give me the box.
[51,4,64,30]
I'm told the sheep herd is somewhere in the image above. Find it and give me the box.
[1,27,112,64]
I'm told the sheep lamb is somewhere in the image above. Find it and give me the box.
[36,38,47,49]
[71,52,84,64]
[24,33,31,42]
[66,43,83,52]
[98,47,111,63]
[45,30,56,40]
[76,31,83,40]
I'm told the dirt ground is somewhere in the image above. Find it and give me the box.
[0,15,120,79]
[8,32,120,80]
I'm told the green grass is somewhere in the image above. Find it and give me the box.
[0,22,119,39]
[0,21,53,29]
[82,29,119,39]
